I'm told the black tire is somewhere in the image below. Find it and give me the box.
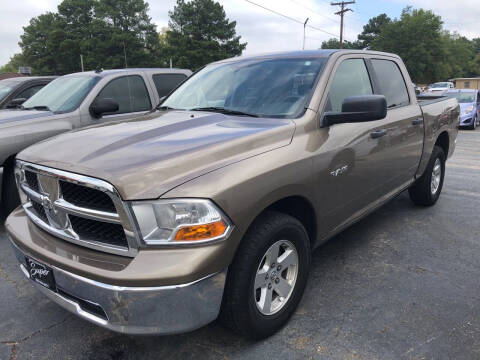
[1,159,20,220]
[408,145,445,206]
[219,211,311,340]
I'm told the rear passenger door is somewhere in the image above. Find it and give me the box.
[87,74,153,125]
[368,57,424,192]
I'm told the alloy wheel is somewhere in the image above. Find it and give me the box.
[254,240,298,315]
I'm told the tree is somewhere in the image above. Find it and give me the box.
[357,13,391,48]
[20,12,66,74]
[18,0,162,75]
[371,7,445,84]
[321,38,362,50]
[440,32,475,79]
[0,53,29,73]
[162,0,247,71]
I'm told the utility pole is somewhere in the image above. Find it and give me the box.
[331,1,355,49]
[303,18,309,50]
[80,54,84,72]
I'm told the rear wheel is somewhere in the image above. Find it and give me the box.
[408,146,445,206]
[220,211,311,339]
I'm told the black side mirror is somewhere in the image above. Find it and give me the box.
[323,95,387,126]
[7,98,27,108]
[89,98,119,118]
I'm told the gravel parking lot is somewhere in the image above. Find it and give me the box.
[1,130,479,360]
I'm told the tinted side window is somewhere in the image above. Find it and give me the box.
[96,75,151,115]
[153,73,187,98]
[17,84,45,100]
[326,59,373,112]
[371,59,409,108]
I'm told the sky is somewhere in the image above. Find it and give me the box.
[1,0,480,66]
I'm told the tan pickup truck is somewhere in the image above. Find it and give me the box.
[6,50,459,339]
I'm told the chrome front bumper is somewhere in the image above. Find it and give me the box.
[10,239,227,335]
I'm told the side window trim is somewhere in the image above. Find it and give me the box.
[364,58,382,95]
[321,57,374,115]
[94,74,152,116]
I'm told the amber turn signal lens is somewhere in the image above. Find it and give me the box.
[174,220,228,241]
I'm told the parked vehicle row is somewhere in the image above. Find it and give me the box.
[0,76,56,109]
[426,81,455,93]
[0,68,191,218]
[3,50,460,339]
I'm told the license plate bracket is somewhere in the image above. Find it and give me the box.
[25,256,56,291]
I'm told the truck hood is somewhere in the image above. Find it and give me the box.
[18,110,295,200]
[0,109,54,126]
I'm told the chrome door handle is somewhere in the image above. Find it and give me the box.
[412,118,424,125]
[370,129,387,139]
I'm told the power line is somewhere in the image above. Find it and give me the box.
[287,0,339,25]
[244,0,340,38]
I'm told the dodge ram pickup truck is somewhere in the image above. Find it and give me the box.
[6,50,459,339]
[0,68,191,218]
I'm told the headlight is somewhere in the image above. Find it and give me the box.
[14,161,28,205]
[464,105,475,115]
[131,199,232,245]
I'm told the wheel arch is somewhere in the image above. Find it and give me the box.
[435,131,449,157]
[248,194,318,248]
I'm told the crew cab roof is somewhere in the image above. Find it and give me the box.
[211,49,401,65]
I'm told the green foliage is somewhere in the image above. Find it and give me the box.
[357,13,391,48]
[161,0,247,71]
[371,8,444,83]
[0,53,28,73]
[321,38,363,50]
[370,7,480,84]
[18,0,162,75]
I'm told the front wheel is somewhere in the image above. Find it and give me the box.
[408,145,445,206]
[220,211,311,339]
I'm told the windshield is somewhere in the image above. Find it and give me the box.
[0,81,18,101]
[430,83,450,88]
[22,75,99,113]
[162,57,326,118]
[446,92,476,103]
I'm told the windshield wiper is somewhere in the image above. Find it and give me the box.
[23,105,51,111]
[157,105,178,111]
[189,107,259,117]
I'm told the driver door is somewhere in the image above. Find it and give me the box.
[313,57,392,234]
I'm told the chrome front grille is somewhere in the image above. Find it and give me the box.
[15,161,138,257]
